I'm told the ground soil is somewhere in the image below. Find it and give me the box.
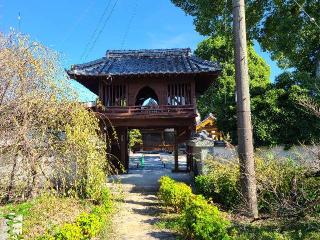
[108,154,190,240]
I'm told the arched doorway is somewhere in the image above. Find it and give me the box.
[135,86,159,106]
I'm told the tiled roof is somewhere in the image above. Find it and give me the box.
[67,48,220,77]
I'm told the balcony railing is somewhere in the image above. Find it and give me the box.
[95,105,196,119]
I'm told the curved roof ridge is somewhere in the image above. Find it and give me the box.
[71,57,106,70]
[189,55,221,70]
[106,48,191,58]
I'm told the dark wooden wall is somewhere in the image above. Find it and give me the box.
[98,75,196,107]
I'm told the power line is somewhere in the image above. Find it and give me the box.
[81,0,113,60]
[120,0,139,49]
[82,0,119,61]
[292,0,320,30]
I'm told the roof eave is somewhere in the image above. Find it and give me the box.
[67,70,220,79]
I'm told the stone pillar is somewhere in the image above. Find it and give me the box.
[187,140,214,175]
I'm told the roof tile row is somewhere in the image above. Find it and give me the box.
[68,48,220,76]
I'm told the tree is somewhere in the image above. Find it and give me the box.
[171,0,267,38]
[0,32,110,202]
[129,129,143,151]
[196,36,270,145]
[269,72,320,144]
[195,36,320,146]
[171,0,320,76]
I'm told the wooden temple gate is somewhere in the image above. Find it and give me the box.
[68,48,220,173]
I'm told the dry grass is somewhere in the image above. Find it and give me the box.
[1,194,94,239]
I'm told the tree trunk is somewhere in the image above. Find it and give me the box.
[232,0,258,218]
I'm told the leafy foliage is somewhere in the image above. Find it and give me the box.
[172,0,320,146]
[195,36,320,146]
[195,155,320,216]
[37,187,113,240]
[158,176,231,240]
[195,36,271,145]
[251,72,320,146]
[171,0,320,76]
[0,32,111,202]
[171,0,267,39]
[128,129,142,150]
[195,160,239,209]
[181,194,231,240]
[158,176,193,212]
[231,217,320,240]
[53,223,83,240]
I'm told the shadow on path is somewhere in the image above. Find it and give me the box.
[108,154,191,240]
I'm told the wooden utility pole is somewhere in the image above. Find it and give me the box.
[232,0,258,218]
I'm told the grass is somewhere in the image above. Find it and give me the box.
[232,216,320,240]
[155,212,181,232]
[156,211,320,240]
[0,193,113,239]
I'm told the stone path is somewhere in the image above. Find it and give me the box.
[108,154,191,240]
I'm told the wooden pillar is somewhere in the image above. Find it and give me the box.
[109,127,128,173]
[119,127,129,172]
[185,128,193,172]
[174,129,179,171]
[186,145,193,172]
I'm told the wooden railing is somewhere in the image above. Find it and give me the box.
[96,105,196,118]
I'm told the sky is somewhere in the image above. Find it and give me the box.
[0,0,282,101]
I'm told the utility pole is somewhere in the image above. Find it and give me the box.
[232,0,258,218]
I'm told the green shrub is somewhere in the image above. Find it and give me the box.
[76,213,101,238]
[195,160,240,209]
[235,231,289,240]
[197,155,320,216]
[194,175,215,197]
[158,177,231,240]
[181,195,231,240]
[37,187,113,240]
[258,231,289,240]
[54,223,83,240]
[255,156,320,215]
[304,232,320,240]
[129,129,142,150]
[158,176,193,212]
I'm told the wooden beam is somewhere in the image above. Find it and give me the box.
[174,129,179,171]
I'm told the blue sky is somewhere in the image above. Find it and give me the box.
[0,0,282,101]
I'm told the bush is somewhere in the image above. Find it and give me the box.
[158,177,231,240]
[195,160,240,209]
[0,32,112,203]
[304,232,320,240]
[129,129,142,151]
[76,213,101,238]
[196,155,320,216]
[37,187,113,240]
[158,176,192,212]
[235,231,289,240]
[181,195,231,240]
[54,223,83,240]
[256,155,320,215]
